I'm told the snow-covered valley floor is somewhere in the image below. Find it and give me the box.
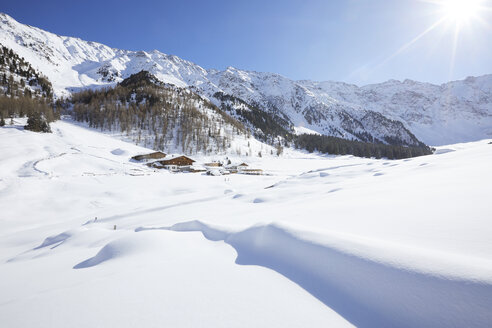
[1,120,491,327]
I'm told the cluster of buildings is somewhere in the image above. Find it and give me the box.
[131,152,263,175]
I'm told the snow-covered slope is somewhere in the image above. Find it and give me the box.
[205,68,422,146]
[0,13,209,96]
[1,12,491,145]
[1,118,491,327]
[299,76,492,145]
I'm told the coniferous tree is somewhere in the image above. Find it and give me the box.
[25,112,51,133]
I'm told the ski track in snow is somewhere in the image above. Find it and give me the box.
[31,152,68,176]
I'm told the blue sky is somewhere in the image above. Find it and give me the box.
[3,0,492,85]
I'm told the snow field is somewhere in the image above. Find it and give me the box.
[0,119,491,327]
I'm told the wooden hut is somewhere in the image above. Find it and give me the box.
[158,156,195,167]
[131,151,167,161]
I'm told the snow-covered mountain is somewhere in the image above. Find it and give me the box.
[299,77,492,145]
[1,12,491,145]
[0,13,209,95]
[204,68,422,146]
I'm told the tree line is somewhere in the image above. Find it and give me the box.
[0,96,58,122]
[294,134,433,159]
[68,71,247,154]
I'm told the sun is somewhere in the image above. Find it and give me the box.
[440,0,483,24]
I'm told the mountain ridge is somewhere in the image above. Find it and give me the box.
[1,12,491,146]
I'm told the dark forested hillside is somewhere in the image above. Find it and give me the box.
[295,134,433,159]
[211,91,432,159]
[0,45,53,99]
[67,71,432,158]
[69,71,247,154]
[0,45,57,128]
[212,91,294,144]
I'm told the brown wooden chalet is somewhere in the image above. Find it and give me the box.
[131,151,167,161]
[158,156,195,166]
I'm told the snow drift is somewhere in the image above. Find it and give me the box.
[138,220,492,328]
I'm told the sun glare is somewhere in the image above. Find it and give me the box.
[441,0,482,23]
